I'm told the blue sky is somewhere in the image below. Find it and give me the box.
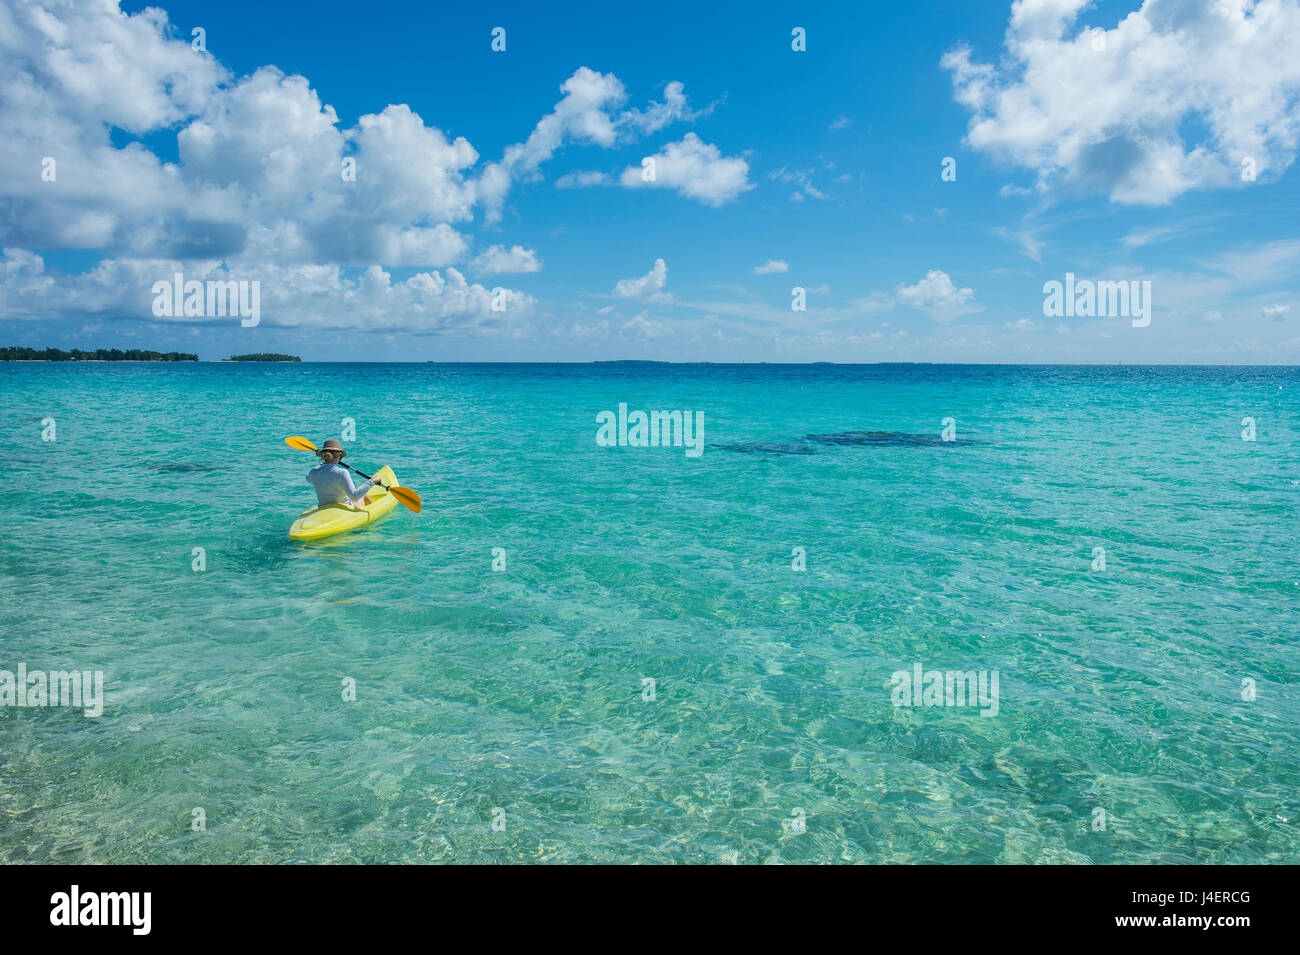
[1,0,1299,361]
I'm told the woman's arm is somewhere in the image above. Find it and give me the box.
[341,469,375,502]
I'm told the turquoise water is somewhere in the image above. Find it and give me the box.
[1,362,1297,864]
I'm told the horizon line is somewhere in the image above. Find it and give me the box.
[5,358,1299,368]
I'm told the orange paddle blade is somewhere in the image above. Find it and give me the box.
[389,485,422,513]
[285,436,318,452]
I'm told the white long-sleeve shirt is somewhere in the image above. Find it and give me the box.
[306,462,374,506]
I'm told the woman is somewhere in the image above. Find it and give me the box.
[306,439,374,507]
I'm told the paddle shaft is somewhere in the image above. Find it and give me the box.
[340,461,385,488]
[339,459,423,512]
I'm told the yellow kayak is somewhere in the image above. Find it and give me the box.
[289,465,400,541]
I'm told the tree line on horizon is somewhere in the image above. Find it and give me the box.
[0,346,198,362]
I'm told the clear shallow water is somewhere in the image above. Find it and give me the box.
[1,362,1297,864]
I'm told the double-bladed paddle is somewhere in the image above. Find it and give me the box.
[285,436,422,513]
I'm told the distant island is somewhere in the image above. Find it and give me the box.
[0,346,197,362]
[224,353,301,362]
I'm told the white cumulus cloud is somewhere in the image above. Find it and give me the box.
[0,249,534,331]
[620,133,752,206]
[470,244,541,275]
[479,70,708,220]
[0,2,718,332]
[1003,318,1043,332]
[555,170,611,189]
[620,312,666,341]
[943,0,1300,204]
[896,270,980,322]
[614,258,668,299]
[617,81,710,136]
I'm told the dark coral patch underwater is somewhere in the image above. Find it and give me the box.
[804,430,970,447]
